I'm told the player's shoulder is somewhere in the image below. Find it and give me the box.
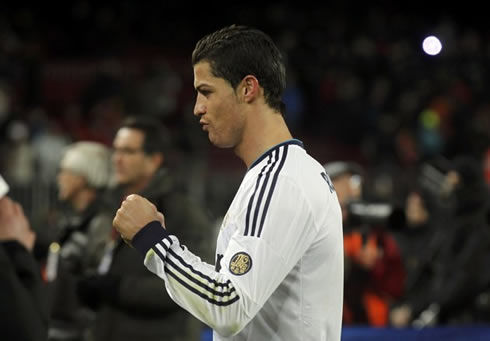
[282,145,326,180]
[247,139,325,184]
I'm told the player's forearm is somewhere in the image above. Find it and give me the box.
[133,221,256,337]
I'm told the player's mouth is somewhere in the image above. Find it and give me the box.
[200,120,209,131]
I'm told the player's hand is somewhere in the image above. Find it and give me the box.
[113,194,166,241]
[0,196,36,251]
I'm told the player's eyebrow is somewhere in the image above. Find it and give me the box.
[195,84,212,92]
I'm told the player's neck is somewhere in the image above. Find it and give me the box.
[235,108,292,168]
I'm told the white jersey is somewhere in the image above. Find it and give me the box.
[133,139,344,341]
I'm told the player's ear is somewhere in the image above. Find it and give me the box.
[239,75,260,103]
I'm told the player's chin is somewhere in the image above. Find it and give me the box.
[209,133,237,149]
[211,140,235,149]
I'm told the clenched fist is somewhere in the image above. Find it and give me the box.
[113,194,165,242]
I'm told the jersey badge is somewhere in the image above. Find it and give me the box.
[229,252,252,276]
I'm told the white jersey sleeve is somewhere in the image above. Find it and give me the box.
[134,221,248,337]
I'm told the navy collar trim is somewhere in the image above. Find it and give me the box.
[249,139,304,171]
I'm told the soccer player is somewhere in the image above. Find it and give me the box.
[113,25,344,341]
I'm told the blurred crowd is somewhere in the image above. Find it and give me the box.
[0,3,489,339]
[325,158,490,327]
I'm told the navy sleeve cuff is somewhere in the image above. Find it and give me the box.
[132,221,170,257]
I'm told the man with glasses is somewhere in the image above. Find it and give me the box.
[76,116,212,341]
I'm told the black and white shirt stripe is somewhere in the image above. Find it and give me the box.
[244,144,289,238]
[152,238,240,306]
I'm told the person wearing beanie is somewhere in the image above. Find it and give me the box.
[47,141,114,341]
[59,141,112,192]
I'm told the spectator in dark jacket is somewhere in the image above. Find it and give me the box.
[391,156,490,327]
[76,116,212,341]
[0,194,49,341]
[390,187,447,327]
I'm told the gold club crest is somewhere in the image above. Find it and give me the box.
[229,252,252,276]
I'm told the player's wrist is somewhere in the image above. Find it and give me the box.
[132,220,170,256]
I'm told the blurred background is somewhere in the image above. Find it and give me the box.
[0,2,489,340]
[1,2,489,219]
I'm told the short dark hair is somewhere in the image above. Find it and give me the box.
[119,116,169,155]
[192,25,286,113]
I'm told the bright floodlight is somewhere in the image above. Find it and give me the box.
[422,36,442,56]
